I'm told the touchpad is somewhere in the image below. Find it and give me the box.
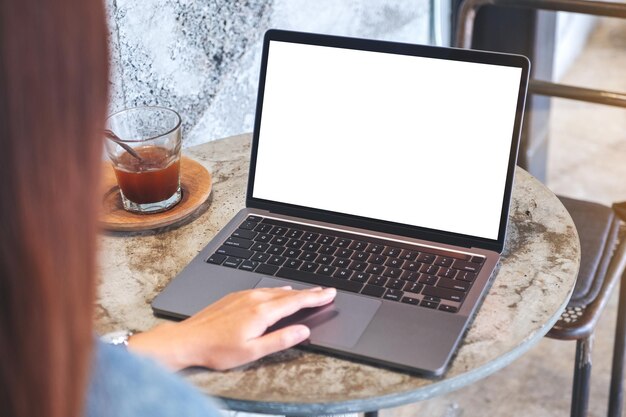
[255,277,381,349]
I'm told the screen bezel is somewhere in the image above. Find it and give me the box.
[246,29,530,253]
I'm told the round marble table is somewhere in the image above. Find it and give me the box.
[96,133,580,416]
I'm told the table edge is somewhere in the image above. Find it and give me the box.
[216,283,573,415]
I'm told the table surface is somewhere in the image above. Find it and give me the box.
[96,133,580,416]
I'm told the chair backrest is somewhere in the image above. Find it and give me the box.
[454,0,626,109]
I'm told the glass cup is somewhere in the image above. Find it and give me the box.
[105,106,182,214]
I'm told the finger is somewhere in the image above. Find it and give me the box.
[254,285,292,292]
[259,287,337,326]
[248,325,310,360]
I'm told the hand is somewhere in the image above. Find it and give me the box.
[128,286,336,371]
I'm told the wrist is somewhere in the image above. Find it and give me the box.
[127,323,193,371]
[101,330,134,348]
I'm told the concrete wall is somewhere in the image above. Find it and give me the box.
[106,0,431,147]
[553,13,596,81]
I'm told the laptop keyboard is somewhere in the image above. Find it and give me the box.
[206,216,485,313]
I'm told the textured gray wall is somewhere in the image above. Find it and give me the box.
[107,0,430,147]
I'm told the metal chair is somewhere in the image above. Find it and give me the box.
[456,1,626,417]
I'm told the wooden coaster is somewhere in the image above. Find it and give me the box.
[100,156,212,232]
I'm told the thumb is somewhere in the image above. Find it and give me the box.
[249,325,310,360]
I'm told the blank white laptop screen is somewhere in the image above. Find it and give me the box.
[253,40,523,241]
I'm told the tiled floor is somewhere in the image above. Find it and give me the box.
[384,17,626,417]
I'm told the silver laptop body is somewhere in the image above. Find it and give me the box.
[153,29,530,377]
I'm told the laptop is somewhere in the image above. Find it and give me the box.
[153,29,530,377]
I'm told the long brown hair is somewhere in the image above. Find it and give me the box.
[0,0,109,416]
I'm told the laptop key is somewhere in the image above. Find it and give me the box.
[284,249,302,259]
[419,275,438,285]
[303,242,321,252]
[239,221,257,230]
[287,239,305,249]
[434,256,454,267]
[333,268,353,280]
[349,261,367,271]
[317,255,334,265]
[299,252,318,262]
[436,267,457,279]
[367,244,384,254]
[251,242,270,252]
[383,268,402,279]
[300,262,319,273]
[206,253,227,265]
[437,277,470,292]
[336,238,352,248]
[319,265,336,275]
[369,254,386,264]
[270,226,289,236]
[231,229,257,240]
[366,264,385,275]
[268,255,286,266]
[422,286,465,302]
[383,247,402,257]
[361,284,386,298]
[400,250,419,261]
[349,241,368,251]
[256,263,279,275]
[383,289,404,301]
[270,236,289,245]
[401,271,420,282]
[457,271,477,282]
[452,259,482,272]
[385,278,404,290]
[267,245,286,256]
[302,232,320,241]
[225,237,254,249]
[439,304,459,313]
[471,256,485,264]
[403,261,421,271]
[216,245,253,259]
[251,252,271,263]
[420,300,439,309]
[404,282,424,294]
[255,233,273,243]
[239,260,260,271]
[318,235,335,245]
[335,248,353,258]
[385,258,404,268]
[332,258,351,268]
[276,267,364,293]
[285,259,303,269]
[223,257,243,268]
[320,245,336,255]
[351,251,369,261]
[401,296,420,305]
[368,275,387,286]
[254,223,273,233]
[351,272,370,283]
[285,229,304,239]
[417,253,436,264]
[246,215,262,222]
[420,264,439,275]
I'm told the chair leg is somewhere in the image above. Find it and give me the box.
[608,277,626,417]
[571,336,593,417]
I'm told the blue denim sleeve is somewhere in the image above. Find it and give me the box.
[85,339,224,417]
